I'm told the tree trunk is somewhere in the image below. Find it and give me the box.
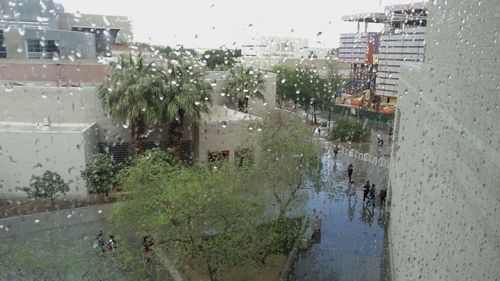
[168,120,183,160]
[328,109,331,131]
[131,116,147,156]
[313,105,318,125]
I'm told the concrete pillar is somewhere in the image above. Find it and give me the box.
[4,25,27,59]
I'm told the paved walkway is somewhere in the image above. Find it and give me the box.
[289,144,391,281]
[0,204,169,281]
[0,205,123,281]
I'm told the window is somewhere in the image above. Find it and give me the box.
[208,150,229,163]
[26,39,59,59]
[98,143,132,163]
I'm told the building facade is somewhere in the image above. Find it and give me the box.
[0,63,277,197]
[0,0,131,61]
[240,36,309,58]
[376,2,427,105]
[388,0,500,280]
[339,2,428,107]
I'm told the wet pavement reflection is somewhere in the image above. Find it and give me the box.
[290,147,390,281]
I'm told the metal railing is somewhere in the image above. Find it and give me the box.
[323,141,390,169]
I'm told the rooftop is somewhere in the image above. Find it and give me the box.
[341,2,428,24]
[56,12,130,30]
[202,105,260,124]
[0,121,95,133]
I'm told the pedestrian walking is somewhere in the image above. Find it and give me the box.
[143,235,154,265]
[379,186,387,207]
[93,230,105,254]
[363,181,370,203]
[347,164,354,183]
[333,145,339,159]
[106,234,117,252]
[368,184,376,206]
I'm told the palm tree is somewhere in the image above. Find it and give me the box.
[224,66,266,112]
[98,53,169,155]
[98,53,212,157]
[163,56,212,159]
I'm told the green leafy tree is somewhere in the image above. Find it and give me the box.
[21,170,69,207]
[329,117,370,142]
[271,65,297,107]
[81,153,119,197]
[225,66,266,112]
[202,49,239,70]
[111,156,266,281]
[97,53,170,155]
[272,64,341,123]
[249,111,322,217]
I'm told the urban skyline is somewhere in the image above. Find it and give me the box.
[60,0,421,48]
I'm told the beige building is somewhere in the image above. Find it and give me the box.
[0,61,277,196]
[0,2,277,197]
[388,0,500,280]
[196,71,276,163]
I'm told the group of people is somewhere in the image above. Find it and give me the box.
[93,230,117,255]
[362,180,387,207]
[347,163,387,207]
[92,230,156,266]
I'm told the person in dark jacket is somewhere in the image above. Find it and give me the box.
[363,181,370,203]
[379,186,387,207]
[347,164,354,183]
[368,184,377,206]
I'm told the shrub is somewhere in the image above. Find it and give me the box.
[329,118,370,142]
[81,153,119,197]
[269,217,302,255]
[21,170,70,206]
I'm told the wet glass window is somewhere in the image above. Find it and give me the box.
[0,0,498,281]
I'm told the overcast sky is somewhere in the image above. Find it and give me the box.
[60,0,420,49]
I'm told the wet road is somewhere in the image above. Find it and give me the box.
[290,144,390,281]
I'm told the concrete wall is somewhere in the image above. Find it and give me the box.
[196,119,254,163]
[3,25,25,60]
[0,85,127,143]
[388,1,500,280]
[205,71,277,117]
[0,123,98,196]
[0,61,107,84]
